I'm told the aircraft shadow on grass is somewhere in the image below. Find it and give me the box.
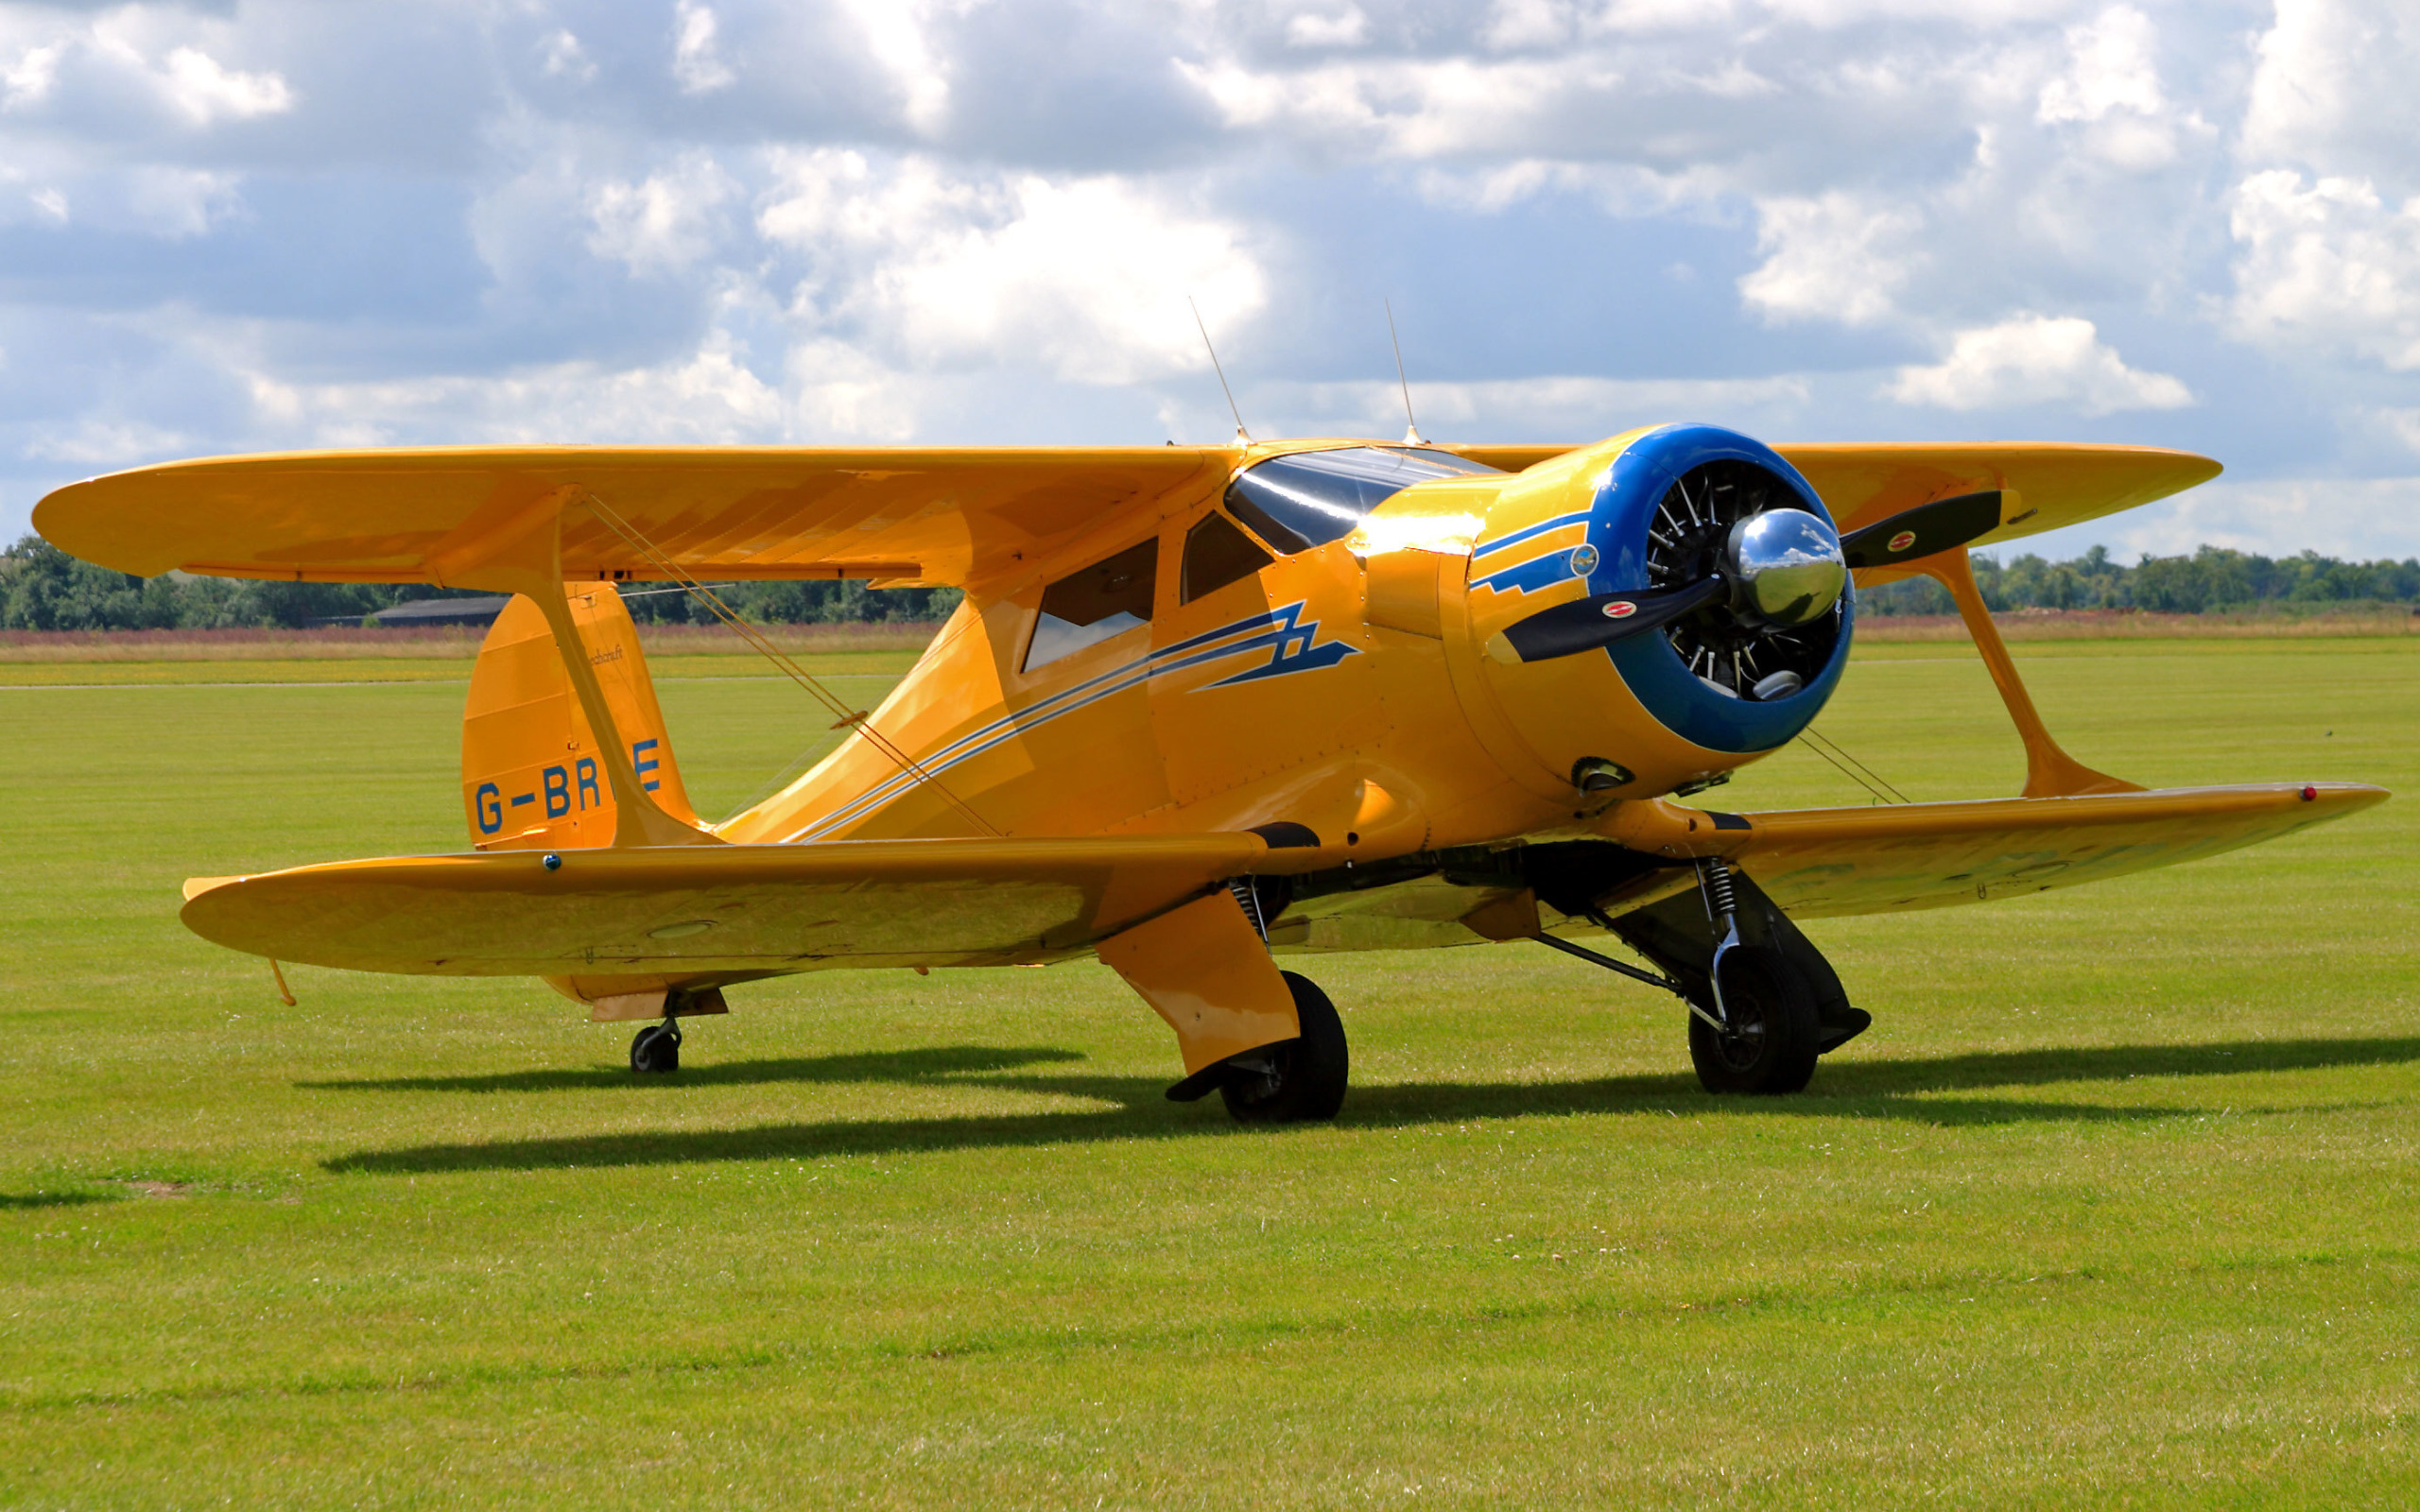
[317,1034,2420,1177]
[0,1191,118,1211]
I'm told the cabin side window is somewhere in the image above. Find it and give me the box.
[1022,538,1158,672]
[1180,511,1272,604]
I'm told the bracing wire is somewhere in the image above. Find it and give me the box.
[575,494,1005,838]
[1794,725,1913,805]
[1805,726,1913,802]
[1794,734,1895,804]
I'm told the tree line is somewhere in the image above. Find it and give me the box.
[0,535,961,630]
[1858,543,2420,616]
[3,530,2412,632]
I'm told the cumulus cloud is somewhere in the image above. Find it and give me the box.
[2034,6,2187,169]
[837,0,956,135]
[756,148,1265,384]
[239,333,791,450]
[1738,194,1922,327]
[588,157,737,275]
[2240,0,2420,194]
[2226,170,2420,370]
[1287,8,1369,48]
[1268,372,1816,440]
[539,29,596,84]
[2,42,60,110]
[1888,315,2192,414]
[4,0,2420,559]
[2031,474,2420,560]
[2377,407,2420,457]
[671,1,735,94]
[152,45,293,125]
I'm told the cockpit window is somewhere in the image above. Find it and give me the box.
[1224,446,1503,555]
[1180,511,1272,604]
[1023,538,1157,672]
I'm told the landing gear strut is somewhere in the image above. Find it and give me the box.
[1529,847,1867,1098]
[630,1017,682,1074]
[1684,946,1820,1095]
[1221,972,1349,1124]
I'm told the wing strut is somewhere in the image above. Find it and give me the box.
[575,492,1007,839]
[1917,550,2140,799]
[436,489,715,848]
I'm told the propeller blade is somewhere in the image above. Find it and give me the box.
[1839,490,2005,570]
[1486,576,1726,663]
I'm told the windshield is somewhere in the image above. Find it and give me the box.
[1224,446,1502,555]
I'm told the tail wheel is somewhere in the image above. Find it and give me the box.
[1220,972,1349,1125]
[630,1020,682,1074]
[1687,947,1820,1095]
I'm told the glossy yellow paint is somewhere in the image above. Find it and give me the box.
[460,584,699,851]
[179,832,1329,979]
[1455,440,2222,554]
[1097,891,1302,1074]
[28,444,1231,590]
[1589,783,2387,919]
[35,429,2390,1079]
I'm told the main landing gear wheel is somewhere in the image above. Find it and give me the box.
[1221,972,1349,1125]
[1686,947,1820,1096]
[630,1019,682,1074]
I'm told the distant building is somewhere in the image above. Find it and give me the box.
[363,595,514,628]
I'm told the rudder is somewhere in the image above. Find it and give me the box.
[462,584,700,850]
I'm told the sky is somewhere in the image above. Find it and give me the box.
[3,0,2417,562]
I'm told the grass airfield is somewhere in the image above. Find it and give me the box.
[2,635,2414,1507]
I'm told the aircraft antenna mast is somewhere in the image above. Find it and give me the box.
[1189,297,1251,445]
[1387,299,1425,445]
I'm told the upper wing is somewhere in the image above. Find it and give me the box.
[1449,441,2220,554]
[1717,782,2386,919]
[32,445,1232,591]
[180,832,1321,977]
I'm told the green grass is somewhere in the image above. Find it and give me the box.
[0,641,2413,1508]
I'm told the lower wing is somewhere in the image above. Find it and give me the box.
[181,833,1318,977]
[1720,782,2387,919]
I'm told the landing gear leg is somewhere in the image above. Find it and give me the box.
[1219,972,1350,1125]
[1536,857,1856,1095]
[1685,947,1819,1095]
[630,1016,683,1074]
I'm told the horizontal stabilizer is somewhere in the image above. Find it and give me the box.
[1720,782,2387,919]
[180,833,1327,978]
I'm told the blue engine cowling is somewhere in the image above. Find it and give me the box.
[1471,423,1856,760]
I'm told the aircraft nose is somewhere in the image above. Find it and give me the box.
[1724,507,1846,628]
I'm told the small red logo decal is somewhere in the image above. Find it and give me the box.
[1602,600,1636,619]
[1887,529,1918,554]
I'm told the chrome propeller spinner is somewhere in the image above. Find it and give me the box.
[1725,507,1846,628]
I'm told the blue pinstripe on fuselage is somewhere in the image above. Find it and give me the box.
[781,601,1358,840]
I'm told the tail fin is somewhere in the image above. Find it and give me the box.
[462,584,700,850]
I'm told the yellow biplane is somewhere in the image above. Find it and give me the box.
[35,423,2387,1119]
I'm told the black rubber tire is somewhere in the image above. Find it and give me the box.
[1686,947,1820,1095]
[630,1022,681,1074]
[1220,972,1349,1125]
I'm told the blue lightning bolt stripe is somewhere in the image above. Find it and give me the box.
[1469,509,1592,560]
[782,602,1357,841]
[1467,509,1597,596]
